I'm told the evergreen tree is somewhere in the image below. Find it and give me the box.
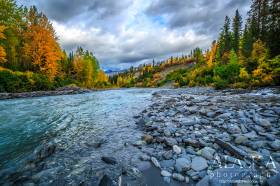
[242,22,254,57]
[232,10,242,53]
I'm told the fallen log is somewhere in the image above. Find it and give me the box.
[214,138,247,160]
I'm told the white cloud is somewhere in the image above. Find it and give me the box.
[17,0,250,69]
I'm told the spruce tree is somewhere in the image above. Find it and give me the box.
[232,10,242,53]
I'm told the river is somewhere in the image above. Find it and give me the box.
[0,88,170,185]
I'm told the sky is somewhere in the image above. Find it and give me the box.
[16,0,251,70]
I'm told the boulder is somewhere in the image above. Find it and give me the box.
[175,158,191,172]
[191,157,208,171]
[200,147,216,160]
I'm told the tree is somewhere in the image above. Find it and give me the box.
[229,49,238,64]
[223,16,232,53]
[0,25,6,63]
[217,16,232,62]
[0,0,25,70]
[22,6,62,80]
[232,10,242,53]
[251,39,272,85]
[268,0,280,57]
[207,40,217,68]
[241,22,254,57]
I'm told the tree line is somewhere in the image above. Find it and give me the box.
[112,0,280,89]
[0,0,109,92]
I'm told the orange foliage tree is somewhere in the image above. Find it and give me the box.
[22,7,62,80]
[0,25,7,63]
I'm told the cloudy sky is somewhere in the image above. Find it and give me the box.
[16,0,250,70]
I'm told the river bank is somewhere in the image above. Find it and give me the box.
[134,87,280,185]
[0,86,92,100]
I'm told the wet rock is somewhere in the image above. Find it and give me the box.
[172,173,185,182]
[140,154,150,161]
[243,131,258,139]
[164,138,177,147]
[267,172,280,186]
[161,170,171,177]
[270,140,280,150]
[160,160,174,169]
[162,150,173,160]
[175,158,191,172]
[163,129,171,137]
[163,177,171,183]
[133,140,146,147]
[101,156,117,165]
[196,176,210,186]
[234,135,248,145]
[35,143,56,161]
[98,175,114,186]
[173,145,181,154]
[191,157,208,171]
[85,139,106,148]
[142,134,153,144]
[136,161,151,171]
[183,138,203,148]
[185,176,190,183]
[151,157,161,168]
[227,125,241,134]
[255,117,272,128]
[200,147,216,160]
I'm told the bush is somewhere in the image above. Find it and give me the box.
[213,76,228,89]
[0,68,54,92]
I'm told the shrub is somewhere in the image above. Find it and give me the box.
[213,76,228,89]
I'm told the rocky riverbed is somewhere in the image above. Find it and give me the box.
[134,87,280,185]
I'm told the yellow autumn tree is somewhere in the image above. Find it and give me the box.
[23,7,62,80]
[97,70,108,82]
[251,40,273,85]
[207,41,217,68]
[0,25,6,63]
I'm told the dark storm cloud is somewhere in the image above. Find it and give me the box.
[35,0,129,22]
[146,0,250,34]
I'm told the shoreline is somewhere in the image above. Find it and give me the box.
[0,89,91,100]
[1,85,279,100]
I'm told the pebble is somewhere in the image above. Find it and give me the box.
[151,157,161,168]
[162,150,173,160]
[161,170,172,177]
[101,156,117,165]
[172,173,185,182]
[173,145,182,154]
[234,136,248,144]
[142,134,153,144]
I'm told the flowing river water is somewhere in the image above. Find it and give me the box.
[0,88,184,185]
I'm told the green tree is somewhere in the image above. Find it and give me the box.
[232,9,242,53]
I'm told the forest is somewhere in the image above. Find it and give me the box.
[111,0,280,89]
[0,0,109,92]
[0,0,280,92]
